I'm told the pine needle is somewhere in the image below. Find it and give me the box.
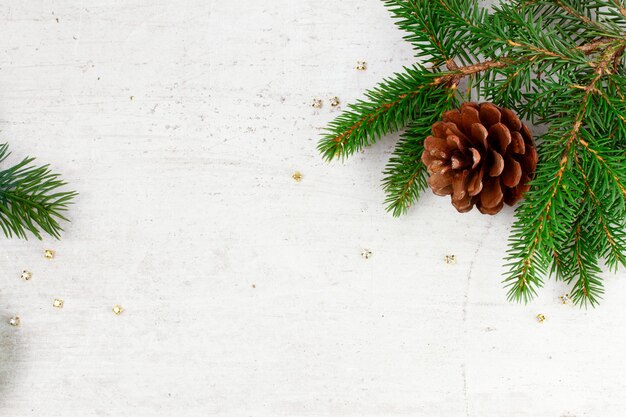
[318,0,626,306]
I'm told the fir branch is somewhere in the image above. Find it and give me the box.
[574,152,626,270]
[381,125,429,217]
[0,143,77,239]
[503,145,576,301]
[603,0,626,22]
[504,69,605,302]
[569,220,605,306]
[382,88,458,216]
[553,0,597,26]
[318,61,505,161]
[578,138,626,199]
[317,65,433,161]
[320,0,626,306]
[383,0,453,65]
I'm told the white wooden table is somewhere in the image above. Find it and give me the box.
[1,1,625,416]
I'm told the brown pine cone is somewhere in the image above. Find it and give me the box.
[421,102,538,215]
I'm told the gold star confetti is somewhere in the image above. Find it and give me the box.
[361,249,373,260]
[355,61,367,71]
[330,97,340,107]
[560,294,571,304]
[112,305,124,315]
[130,95,135,101]
[9,317,20,327]
[292,171,303,183]
[536,314,546,323]
[53,299,64,309]
[44,249,56,259]
[20,270,32,281]
[444,254,457,264]
[311,98,323,109]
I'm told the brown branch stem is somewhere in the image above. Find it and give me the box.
[328,35,625,150]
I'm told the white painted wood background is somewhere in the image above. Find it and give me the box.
[0,1,625,416]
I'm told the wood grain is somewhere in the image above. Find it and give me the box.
[0,1,625,416]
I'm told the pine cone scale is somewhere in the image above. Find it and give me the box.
[502,157,522,187]
[461,107,481,134]
[422,102,538,215]
[427,171,453,196]
[511,132,525,154]
[467,167,484,197]
[470,124,488,147]
[501,108,522,131]
[479,103,501,127]
[489,123,511,153]
[480,177,504,209]
[489,150,505,177]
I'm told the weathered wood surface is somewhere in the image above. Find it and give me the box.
[0,1,625,416]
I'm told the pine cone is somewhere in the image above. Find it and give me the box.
[421,102,538,215]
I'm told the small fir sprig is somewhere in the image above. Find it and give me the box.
[318,0,626,306]
[0,143,76,239]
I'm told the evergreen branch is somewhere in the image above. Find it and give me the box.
[574,152,626,269]
[321,0,626,306]
[569,221,605,306]
[503,147,574,301]
[553,0,610,31]
[382,88,458,216]
[434,60,507,86]
[578,138,626,198]
[504,70,603,302]
[317,66,438,160]
[0,143,77,239]
[504,36,625,303]
[608,0,626,20]
[318,61,505,161]
[382,126,429,217]
[383,0,453,65]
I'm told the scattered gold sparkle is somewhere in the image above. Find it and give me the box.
[20,270,32,281]
[9,317,20,327]
[330,97,340,107]
[292,171,303,183]
[311,98,323,109]
[361,249,373,260]
[355,61,367,71]
[536,314,546,323]
[560,294,572,304]
[53,299,64,309]
[252,284,256,289]
[44,249,56,259]
[444,254,457,264]
[130,95,135,101]
[112,305,124,315]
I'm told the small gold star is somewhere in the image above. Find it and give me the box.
[560,294,571,304]
[355,61,367,71]
[44,249,56,259]
[112,305,124,315]
[53,299,64,309]
[536,314,546,323]
[311,98,323,109]
[130,95,135,101]
[444,254,456,264]
[9,317,20,327]
[361,249,373,260]
[292,171,303,183]
[20,270,32,281]
[330,97,340,107]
